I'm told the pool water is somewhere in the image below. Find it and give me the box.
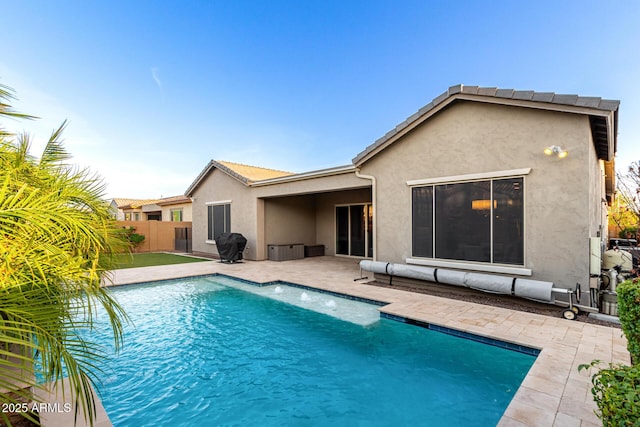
[90,276,536,426]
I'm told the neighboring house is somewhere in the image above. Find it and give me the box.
[114,196,193,221]
[109,198,149,220]
[186,85,619,302]
[120,200,156,221]
[157,195,193,222]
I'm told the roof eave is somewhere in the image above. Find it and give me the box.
[156,198,192,206]
[353,88,620,167]
[352,96,458,166]
[185,160,251,196]
[250,164,356,187]
[185,161,215,196]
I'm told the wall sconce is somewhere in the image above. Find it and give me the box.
[544,145,568,158]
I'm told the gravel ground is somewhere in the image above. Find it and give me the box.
[365,280,620,328]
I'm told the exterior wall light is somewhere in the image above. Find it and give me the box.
[544,145,569,158]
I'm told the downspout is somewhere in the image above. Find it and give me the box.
[355,169,377,261]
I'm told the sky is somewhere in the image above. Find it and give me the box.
[2,1,639,199]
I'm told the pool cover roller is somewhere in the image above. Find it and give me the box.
[359,260,555,303]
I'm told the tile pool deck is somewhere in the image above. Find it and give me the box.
[56,256,630,427]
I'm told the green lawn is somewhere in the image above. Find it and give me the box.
[114,252,211,269]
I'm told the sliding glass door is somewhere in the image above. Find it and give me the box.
[336,204,373,258]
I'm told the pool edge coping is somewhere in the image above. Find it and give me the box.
[107,272,543,356]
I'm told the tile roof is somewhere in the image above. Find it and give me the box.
[120,199,159,209]
[217,161,293,182]
[155,195,192,206]
[114,195,192,209]
[353,84,620,165]
[110,198,149,208]
[185,160,293,195]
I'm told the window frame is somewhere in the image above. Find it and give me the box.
[205,200,231,244]
[406,169,531,276]
[170,208,183,222]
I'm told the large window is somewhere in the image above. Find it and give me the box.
[412,177,524,265]
[207,203,231,241]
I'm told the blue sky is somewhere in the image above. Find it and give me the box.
[2,1,639,198]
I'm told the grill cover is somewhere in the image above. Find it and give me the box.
[216,233,247,262]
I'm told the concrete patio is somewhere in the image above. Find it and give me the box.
[49,256,631,426]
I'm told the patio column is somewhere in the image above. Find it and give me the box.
[255,198,266,260]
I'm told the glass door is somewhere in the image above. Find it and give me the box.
[336,204,373,258]
[336,206,349,255]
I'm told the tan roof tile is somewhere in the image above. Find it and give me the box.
[217,161,293,182]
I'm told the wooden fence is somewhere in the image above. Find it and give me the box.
[117,221,192,253]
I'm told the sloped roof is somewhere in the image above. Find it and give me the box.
[217,161,292,182]
[156,195,192,206]
[185,160,293,195]
[110,198,148,208]
[353,84,619,165]
[119,199,159,209]
[117,195,192,209]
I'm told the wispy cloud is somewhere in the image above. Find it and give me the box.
[151,67,163,92]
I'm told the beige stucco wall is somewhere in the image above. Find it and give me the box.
[161,202,193,222]
[252,171,368,198]
[264,195,317,246]
[191,169,260,259]
[359,101,601,291]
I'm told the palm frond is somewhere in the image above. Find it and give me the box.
[0,84,38,123]
[39,120,70,168]
[0,93,130,426]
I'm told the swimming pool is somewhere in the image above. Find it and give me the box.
[90,275,536,426]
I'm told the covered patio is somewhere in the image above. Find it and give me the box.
[260,187,372,259]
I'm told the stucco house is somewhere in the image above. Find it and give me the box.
[109,198,146,220]
[186,84,619,304]
[113,195,193,221]
[156,195,193,222]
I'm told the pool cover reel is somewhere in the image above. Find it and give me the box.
[359,260,575,304]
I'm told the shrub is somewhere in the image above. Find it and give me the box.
[129,232,145,246]
[117,227,145,250]
[579,361,640,426]
[578,278,640,425]
[618,227,638,239]
[618,278,640,365]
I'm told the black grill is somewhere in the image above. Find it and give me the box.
[216,233,247,263]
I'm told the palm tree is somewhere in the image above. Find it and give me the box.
[0,84,129,426]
